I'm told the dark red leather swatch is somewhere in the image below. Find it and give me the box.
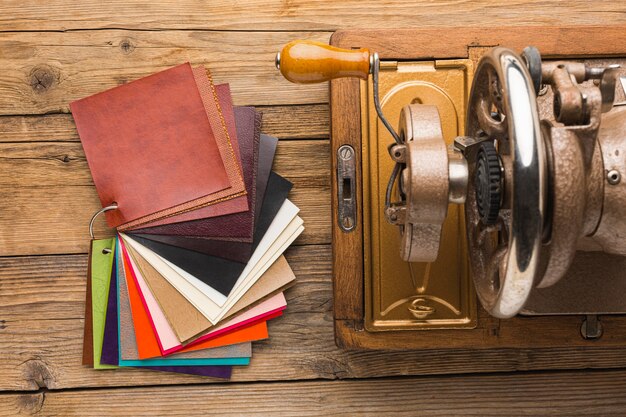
[132,134,278,263]
[131,107,262,240]
[71,63,231,227]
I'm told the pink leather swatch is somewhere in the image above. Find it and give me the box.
[124,244,181,355]
[182,292,287,350]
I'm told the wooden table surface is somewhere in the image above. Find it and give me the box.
[2,2,626,415]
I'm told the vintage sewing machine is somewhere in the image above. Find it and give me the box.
[276,27,626,349]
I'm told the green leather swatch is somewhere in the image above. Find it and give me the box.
[91,238,117,370]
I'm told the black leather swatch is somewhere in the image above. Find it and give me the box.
[132,134,279,263]
[130,171,293,297]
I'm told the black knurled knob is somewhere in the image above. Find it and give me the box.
[475,141,502,225]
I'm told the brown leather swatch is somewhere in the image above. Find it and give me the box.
[82,241,94,366]
[131,106,261,240]
[71,63,232,228]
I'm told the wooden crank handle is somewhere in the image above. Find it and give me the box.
[275,40,371,84]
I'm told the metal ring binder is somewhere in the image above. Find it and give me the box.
[89,203,118,240]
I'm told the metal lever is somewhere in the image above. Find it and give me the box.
[276,40,403,225]
[276,40,401,142]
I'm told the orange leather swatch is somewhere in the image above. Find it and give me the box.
[177,319,270,354]
[71,63,231,228]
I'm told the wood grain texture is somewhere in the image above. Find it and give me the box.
[1,1,626,31]
[0,104,329,143]
[3,1,626,413]
[4,370,626,416]
[5,246,626,392]
[0,140,330,256]
[0,31,330,115]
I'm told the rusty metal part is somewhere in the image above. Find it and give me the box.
[585,105,626,256]
[463,47,547,319]
[392,104,450,263]
[536,67,608,288]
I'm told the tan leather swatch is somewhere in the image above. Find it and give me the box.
[126,243,211,343]
[186,255,296,344]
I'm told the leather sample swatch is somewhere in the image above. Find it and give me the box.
[119,82,249,230]
[121,199,301,325]
[119,238,263,359]
[123,246,181,355]
[128,172,294,297]
[128,237,293,346]
[82,241,94,366]
[91,238,117,370]
[97,246,238,378]
[120,243,161,359]
[126,242,212,343]
[71,63,231,228]
[184,292,288,349]
[131,106,261,240]
[113,246,251,364]
[134,134,279,262]
[117,72,248,230]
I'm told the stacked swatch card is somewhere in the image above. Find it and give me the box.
[72,63,303,379]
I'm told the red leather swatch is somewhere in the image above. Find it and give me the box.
[128,85,254,230]
[131,106,261,240]
[71,63,231,228]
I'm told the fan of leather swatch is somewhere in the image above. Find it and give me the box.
[73,63,303,379]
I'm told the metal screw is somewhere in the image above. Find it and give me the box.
[607,169,621,185]
[339,145,354,160]
[581,315,603,340]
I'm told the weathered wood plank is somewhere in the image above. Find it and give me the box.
[0,139,330,256]
[0,31,330,115]
[0,105,329,143]
[1,1,625,32]
[3,247,626,392]
[4,366,626,416]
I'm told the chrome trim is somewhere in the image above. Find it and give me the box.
[467,48,546,318]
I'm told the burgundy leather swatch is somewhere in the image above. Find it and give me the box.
[123,82,250,230]
[133,134,278,262]
[71,63,231,228]
[131,106,261,240]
